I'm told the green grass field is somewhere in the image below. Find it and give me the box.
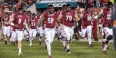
[0,39,116,58]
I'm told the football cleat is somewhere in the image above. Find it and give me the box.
[27,39,29,42]
[89,44,93,47]
[39,41,41,45]
[29,43,32,46]
[48,55,52,58]
[84,37,87,39]
[68,52,71,55]
[103,51,107,54]
[16,41,18,44]
[4,41,7,45]
[45,44,47,49]
[67,49,71,55]
[18,52,22,56]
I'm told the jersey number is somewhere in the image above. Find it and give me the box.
[87,16,91,21]
[18,19,22,24]
[4,21,8,24]
[48,18,54,24]
[66,16,72,21]
[31,22,35,26]
[107,14,111,20]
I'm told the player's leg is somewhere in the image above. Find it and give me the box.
[87,26,93,47]
[32,29,37,40]
[39,27,44,45]
[102,27,113,54]
[60,29,67,49]
[10,31,16,45]
[6,26,11,40]
[39,27,45,45]
[51,28,55,43]
[45,28,52,57]
[102,27,106,47]
[25,24,29,40]
[29,29,33,46]
[57,28,62,40]
[79,28,87,39]
[16,30,24,56]
[63,26,72,54]
[37,27,40,36]
[3,26,7,44]
[74,26,79,40]
[0,27,4,40]
[24,30,29,41]
[70,27,74,42]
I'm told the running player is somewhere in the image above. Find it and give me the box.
[28,13,38,46]
[99,2,113,54]
[9,8,27,56]
[58,4,80,54]
[1,12,11,44]
[79,8,93,47]
[40,4,59,58]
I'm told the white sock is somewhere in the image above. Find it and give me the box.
[48,50,51,56]
[30,40,32,45]
[103,44,108,51]
[88,34,92,44]
[46,41,51,56]
[62,41,66,47]
[29,38,32,45]
[19,48,22,53]
[88,38,91,44]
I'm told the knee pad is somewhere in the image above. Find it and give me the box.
[107,35,113,40]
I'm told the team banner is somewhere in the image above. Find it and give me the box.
[36,2,77,8]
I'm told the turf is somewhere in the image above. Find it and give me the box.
[0,39,116,58]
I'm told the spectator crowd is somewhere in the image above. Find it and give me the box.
[1,0,37,12]
[77,0,112,8]
[0,0,114,12]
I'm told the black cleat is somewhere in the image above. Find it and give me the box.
[4,41,7,45]
[39,41,41,45]
[45,44,47,49]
